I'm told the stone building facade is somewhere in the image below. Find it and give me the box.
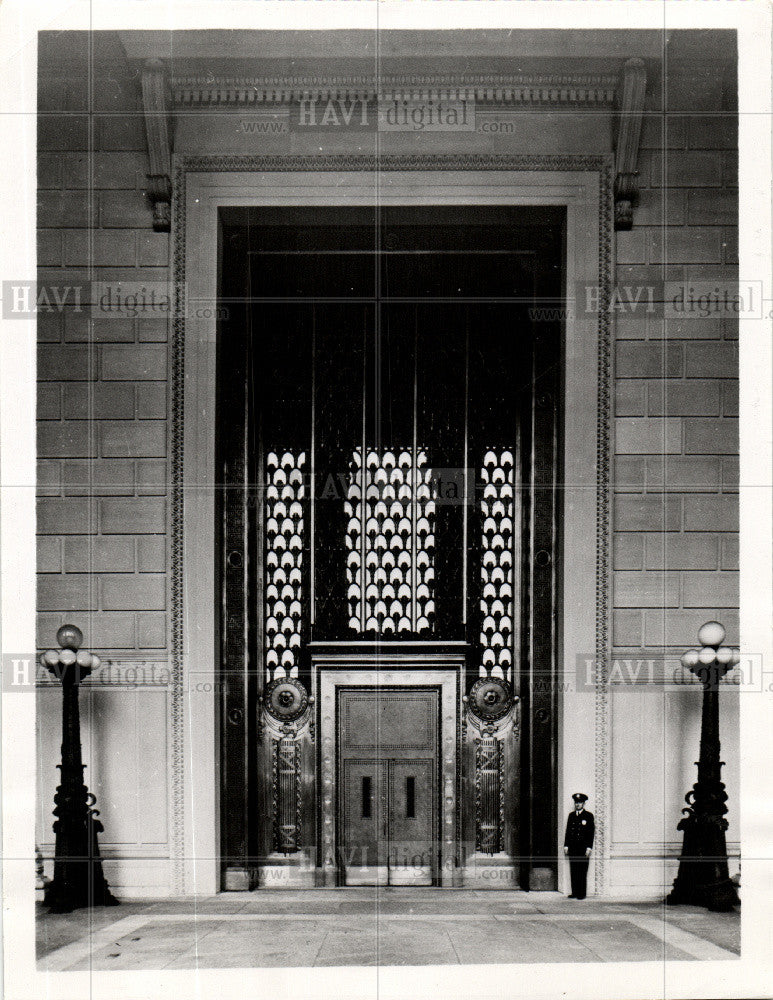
[35,28,739,897]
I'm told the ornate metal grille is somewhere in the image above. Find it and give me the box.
[265,450,305,682]
[475,737,504,854]
[273,736,301,854]
[344,447,435,634]
[479,449,515,682]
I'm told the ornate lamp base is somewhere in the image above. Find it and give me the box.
[667,874,739,913]
[43,812,120,914]
[666,781,741,912]
[665,800,740,912]
[44,876,119,914]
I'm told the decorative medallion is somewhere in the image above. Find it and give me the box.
[467,676,513,723]
[264,677,309,723]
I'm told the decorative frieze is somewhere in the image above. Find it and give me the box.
[134,61,624,240]
[170,73,618,108]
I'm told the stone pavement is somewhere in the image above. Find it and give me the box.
[36,889,740,971]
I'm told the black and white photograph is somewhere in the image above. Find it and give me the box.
[1,2,771,999]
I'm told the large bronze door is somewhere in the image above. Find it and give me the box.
[338,687,439,886]
[218,206,563,890]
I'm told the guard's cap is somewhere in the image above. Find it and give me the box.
[572,793,588,803]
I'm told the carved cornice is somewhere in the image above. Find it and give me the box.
[133,65,621,234]
[613,58,647,230]
[170,72,618,107]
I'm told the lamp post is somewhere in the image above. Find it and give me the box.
[666,620,740,912]
[40,625,119,913]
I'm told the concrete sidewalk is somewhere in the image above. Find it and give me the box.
[37,890,740,971]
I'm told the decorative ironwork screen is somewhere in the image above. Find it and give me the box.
[479,449,515,683]
[344,447,436,634]
[265,449,306,682]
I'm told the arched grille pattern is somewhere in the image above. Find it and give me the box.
[344,447,435,634]
[479,449,514,681]
[265,450,305,682]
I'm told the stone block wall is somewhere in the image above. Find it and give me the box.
[607,48,739,894]
[612,54,739,657]
[36,33,169,658]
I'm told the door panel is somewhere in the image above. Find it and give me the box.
[387,760,434,886]
[340,688,438,752]
[341,761,388,885]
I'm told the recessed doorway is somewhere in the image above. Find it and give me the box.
[214,193,575,890]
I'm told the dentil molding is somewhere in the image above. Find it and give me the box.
[169,72,618,107]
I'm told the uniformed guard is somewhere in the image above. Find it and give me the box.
[563,792,595,899]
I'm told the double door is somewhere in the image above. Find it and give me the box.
[342,759,435,885]
[338,687,439,886]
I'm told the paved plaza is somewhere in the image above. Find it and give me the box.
[37,889,740,971]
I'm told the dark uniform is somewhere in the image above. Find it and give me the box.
[564,793,595,899]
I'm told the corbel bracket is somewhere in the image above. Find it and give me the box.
[614,58,647,231]
[141,59,173,232]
